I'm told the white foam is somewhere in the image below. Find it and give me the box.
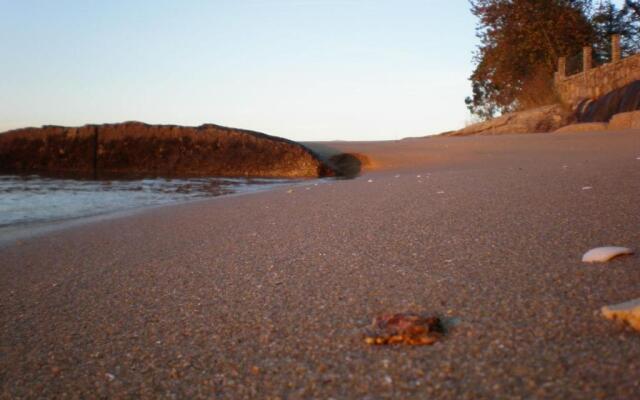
[0,175,302,231]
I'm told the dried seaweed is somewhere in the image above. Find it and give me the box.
[364,313,444,346]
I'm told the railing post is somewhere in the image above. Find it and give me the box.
[582,46,592,72]
[557,56,566,80]
[612,34,621,62]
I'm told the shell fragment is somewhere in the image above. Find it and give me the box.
[582,246,634,263]
[602,298,640,332]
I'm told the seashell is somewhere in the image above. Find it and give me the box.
[582,246,633,263]
[601,298,640,332]
[367,179,373,183]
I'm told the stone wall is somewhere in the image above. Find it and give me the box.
[555,49,640,107]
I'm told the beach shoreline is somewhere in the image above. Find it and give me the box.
[2,130,640,398]
[0,177,329,247]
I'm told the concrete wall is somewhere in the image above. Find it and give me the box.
[554,52,640,106]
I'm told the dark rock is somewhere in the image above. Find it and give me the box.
[0,122,333,178]
[327,153,370,179]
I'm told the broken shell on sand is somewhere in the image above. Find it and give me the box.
[602,298,640,332]
[364,313,443,346]
[582,246,633,263]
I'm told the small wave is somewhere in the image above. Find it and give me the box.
[0,175,303,229]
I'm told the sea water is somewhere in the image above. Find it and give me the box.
[0,175,301,239]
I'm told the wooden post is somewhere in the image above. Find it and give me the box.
[583,46,592,72]
[612,34,621,62]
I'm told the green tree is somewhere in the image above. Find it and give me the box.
[591,0,640,60]
[623,0,640,53]
[466,0,595,119]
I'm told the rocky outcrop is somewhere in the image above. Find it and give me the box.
[609,110,640,130]
[553,122,609,133]
[0,122,333,178]
[552,111,640,132]
[447,104,571,136]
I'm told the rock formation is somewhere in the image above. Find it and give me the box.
[446,105,571,136]
[447,79,640,136]
[0,122,333,178]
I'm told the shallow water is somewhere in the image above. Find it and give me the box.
[0,175,301,231]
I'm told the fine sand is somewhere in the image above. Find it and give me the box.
[2,130,640,398]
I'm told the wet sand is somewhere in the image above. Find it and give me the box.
[2,130,640,398]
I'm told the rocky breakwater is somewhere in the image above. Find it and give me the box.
[0,122,333,178]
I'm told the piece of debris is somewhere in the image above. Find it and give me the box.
[582,246,634,263]
[364,313,443,346]
[437,191,445,194]
[602,298,640,332]
[582,186,593,190]
[286,189,293,194]
[368,179,373,183]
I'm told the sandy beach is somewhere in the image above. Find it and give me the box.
[2,130,640,398]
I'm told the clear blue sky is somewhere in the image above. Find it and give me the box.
[0,1,478,141]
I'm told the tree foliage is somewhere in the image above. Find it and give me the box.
[622,0,640,52]
[591,0,640,60]
[466,0,640,120]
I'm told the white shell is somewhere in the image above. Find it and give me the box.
[582,246,633,263]
[601,298,640,331]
